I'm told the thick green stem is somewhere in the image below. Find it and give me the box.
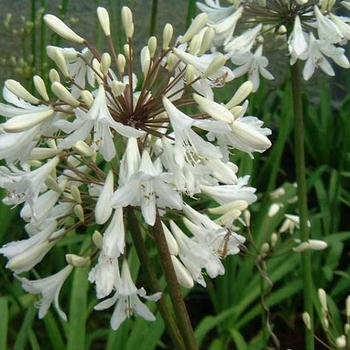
[152,214,199,350]
[127,208,185,350]
[290,61,314,350]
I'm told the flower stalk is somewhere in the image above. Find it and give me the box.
[152,213,199,350]
[127,208,185,350]
[290,60,314,350]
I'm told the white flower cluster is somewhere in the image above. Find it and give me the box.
[0,6,271,328]
[197,0,350,89]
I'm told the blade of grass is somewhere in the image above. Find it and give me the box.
[0,297,8,350]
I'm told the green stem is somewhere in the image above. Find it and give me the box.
[290,61,314,350]
[127,208,185,350]
[150,0,158,37]
[152,214,199,350]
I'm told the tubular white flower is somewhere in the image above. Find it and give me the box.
[15,265,73,320]
[94,260,161,330]
[0,220,59,273]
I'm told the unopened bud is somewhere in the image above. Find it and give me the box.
[198,27,215,56]
[100,53,111,76]
[111,80,125,97]
[336,335,346,348]
[171,255,194,288]
[162,222,179,255]
[346,295,350,317]
[302,312,312,330]
[201,54,227,79]
[66,254,90,267]
[261,243,270,253]
[117,54,126,74]
[44,14,84,43]
[293,241,310,252]
[49,68,60,83]
[73,140,94,157]
[71,185,82,204]
[148,36,157,58]
[33,75,50,101]
[185,64,195,84]
[5,79,39,104]
[80,90,94,107]
[189,34,201,54]
[46,46,70,78]
[270,233,278,247]
[268,203,281,217]
[226,81,253,109]
[74,204,84,222]
[51,82,80,107]
[162,23,173,50]
[92,230,103,249]
[193,93,233,123]
[122,6,134,38]
[318,288,328,313]
[179,13,207,44]
[97,7,111,36]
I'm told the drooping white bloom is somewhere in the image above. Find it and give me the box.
[0,156,60,211]
[15,265,73,320]
[0,220,60,273]
[110,149,182,225]
[94,260,162,330]
[231,45,274,92]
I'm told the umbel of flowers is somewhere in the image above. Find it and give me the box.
[197,0,350,90]
[0,6,271,332]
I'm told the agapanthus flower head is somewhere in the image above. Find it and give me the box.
[197,0,350,85]
[0,5,271,328]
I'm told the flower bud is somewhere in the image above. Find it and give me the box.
[51,82,80,107]
[111,80,125,97]
[46,46,70,78]
[74,204,84,222]
[179,13,207,44]
[335,335,346,348]
[5,79,39,104]
[201,54,227,79]
[66,254,90,267]
[100,53,111,76]
[80,90,94,107]
[44,14,84,43]
[122,6,134,39]
[171,255,194,288]
[268,203,281,217]
[49,68,60,83]
[73,140,94,157]
[226,81,253,109]
[33,75,50,101]
[162,222,179,255]
[148,36,157,58]
[117,54,126,74]
[92,230,103,249]
[302,312,312,330]
[97,7,111,36]
[71,185,82,204]
[162,23,173,49]
[193,93,233,123]
[198,27,215,56]
[318,288,328,313]
[270,233,278,247]
[261,243,270,253]
[2,106,54,133]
